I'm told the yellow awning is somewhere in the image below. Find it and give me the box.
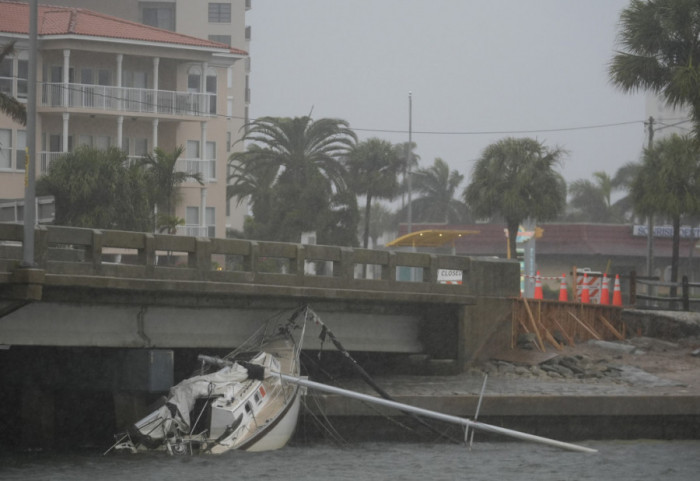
[386,229,480,247]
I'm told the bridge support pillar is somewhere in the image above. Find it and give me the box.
[20,382,55,450]
[458,297,513,369]
[9,267,45,301]
[113,391,155,432]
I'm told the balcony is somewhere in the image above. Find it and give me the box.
[175,224,214,237]
[175,157,216,183]
[40,83,215,118]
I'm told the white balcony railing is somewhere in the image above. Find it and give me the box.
[40,83,215,118]
[38,151,68,174]
[175,157,216,182]
[175,224,214,237]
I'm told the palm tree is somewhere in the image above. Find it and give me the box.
[631,134,700,291]
[0,42,26,125]
[609,0,700,135]
[394,141,420,212]
[140,146,203,231]
[346,138,402,248]
[408,157,470,224]
[611,161,643,223]
[567,171,618,223]
[229,116,357,242]
[227,146,278,223]
[464,137,567,259]
[365,202,395,249]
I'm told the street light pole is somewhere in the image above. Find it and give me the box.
[22,0,38,267]
[407,92,412,234]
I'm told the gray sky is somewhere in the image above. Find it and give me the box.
[247,0,649,186]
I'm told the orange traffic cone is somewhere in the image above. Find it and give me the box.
[534,271,543,300]
[580,272,590,303]
[558,274,568,302]
[612,274,623,306]
[599,274,610,305]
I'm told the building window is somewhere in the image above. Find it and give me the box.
[208,3,231,23]
[186,140,200,159]
[0,57,12,96]
[134,138,148,157]
[16,57,27,100]
[0,129,11,169]
[209,34,232,46]
[186,206,199,226]
[206,71,217,114]
[187,66,201,93]
[16,130,26,170]
[142,2,176,30]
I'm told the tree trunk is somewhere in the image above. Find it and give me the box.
[671,214,680,298]
[507,219,519,260]
[363,194,372,249]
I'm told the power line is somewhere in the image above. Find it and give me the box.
[353,119,646,136]
[5,80,676,137]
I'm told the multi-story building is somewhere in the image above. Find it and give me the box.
[0,0,250,237]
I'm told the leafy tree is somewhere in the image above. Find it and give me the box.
[566,171,622,223]
[609,0,700,135]
[631,134,700,289]
[229,116,357,243]
[139,146,202,232]
[463,137,567,259]
[365,202,396,248]
[394,141,420,211]
[316,189,360,247]
[36,146,153,230]
[611,161,643,223]
[227,147,278,239]
[0,42,26,125]
[346,138,402,248]
[407,157,471,224]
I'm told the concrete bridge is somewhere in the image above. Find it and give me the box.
[0,223,519,449]
[0,223,519,366]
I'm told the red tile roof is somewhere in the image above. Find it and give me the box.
[0,1,247,55]
[396,223,698,259]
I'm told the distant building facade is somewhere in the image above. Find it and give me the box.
[395,223,700,288]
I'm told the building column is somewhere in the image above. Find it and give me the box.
[200,121,208,181]
[152,57,159,113]
[116,54,123,87]
[152,118,159,151]
[62,49,70,107]
[61,113,69,153]
[200,187,207,233]
[116,54,123,110]
[117,116,123,152]
[200,61,208,113]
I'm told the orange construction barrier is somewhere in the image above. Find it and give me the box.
[612,274,623,306]
[558,274,568,302]
[599,274,610,305]
[580,272,590,303]
[534,271,543,300]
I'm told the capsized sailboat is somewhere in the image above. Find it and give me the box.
[108,306,310,455]
[107,305,596,455]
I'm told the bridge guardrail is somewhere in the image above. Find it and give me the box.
[0,224,520,299]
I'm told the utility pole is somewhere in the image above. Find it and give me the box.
[406,92,413,235]
[645,116,654,278]
[22,0,38,267]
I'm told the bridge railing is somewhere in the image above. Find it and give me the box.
[0,224,519,298]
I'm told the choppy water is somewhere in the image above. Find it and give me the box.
[1,441,699,481]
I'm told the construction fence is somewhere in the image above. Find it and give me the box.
[512,298,624,353]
